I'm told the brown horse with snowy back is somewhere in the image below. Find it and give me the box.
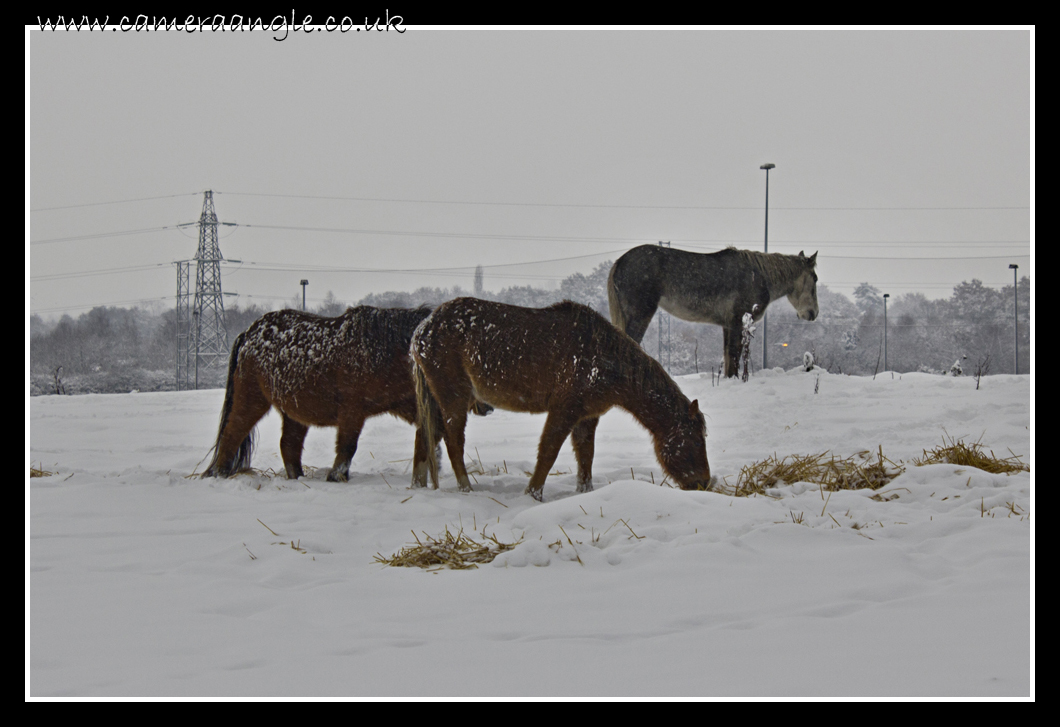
[202,306,443,483]
[410,298,710,501]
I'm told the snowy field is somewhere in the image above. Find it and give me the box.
[29,368,1032,698]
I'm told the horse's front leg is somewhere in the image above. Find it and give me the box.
[280,414,309,479]
[525,409,580,502]
[722,325,740,378]
[570,417,599,493]
[329,415,365,482]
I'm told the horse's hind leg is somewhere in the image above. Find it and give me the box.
[612,282,660,344]
[422,366,475,492]
[397,395,439,490]
[206,382,270,477]
[613,292,660,345]
[413,415,445,489]
[328,415,366,482]
[412,421,442,489]
[571,417,599,493]
[279,414,309,479]
[440,409,474,492]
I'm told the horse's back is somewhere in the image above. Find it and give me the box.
[417,297,612,359]
[610,245,770,329]
[238,305,428,423]
[412,298,626,413]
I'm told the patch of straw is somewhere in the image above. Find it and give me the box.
[710,436,1026,499]
[30,464,54,478]
[716,446,903,497]
[912,434,1029,475]
[375,527,520,570]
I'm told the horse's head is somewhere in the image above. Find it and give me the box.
[658,399,711,490]
[788,251,819,322]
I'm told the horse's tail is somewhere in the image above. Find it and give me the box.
[412,357,440,488]
[607,261,628,334]
[202,331,254,477]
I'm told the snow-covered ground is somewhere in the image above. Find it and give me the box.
[29,368,1032,698]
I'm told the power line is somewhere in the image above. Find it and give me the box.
[236,222,653,244]
[26,187,1030,213]
[807,253,1031,261]
[28,217,1030,250]
[29,225,181,245]
[224,249,621,276]
[230,222,1033,250]
[217,190,1029,212]
[31,262,170,282]
[30,296,172,315]
[30,192,201,213]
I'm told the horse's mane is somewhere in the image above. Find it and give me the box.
[727,247,811,288]
[341,305,433,350]
[546,299,679,400]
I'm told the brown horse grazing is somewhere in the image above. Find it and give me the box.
[202,306,441,483]
[410,298,710,501]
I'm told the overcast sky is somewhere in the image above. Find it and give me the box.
[28,26,1032,319]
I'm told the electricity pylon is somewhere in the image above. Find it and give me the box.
[176,190,229,390]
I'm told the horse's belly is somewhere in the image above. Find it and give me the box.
[470,378,550,413]
[464,354,556,412]
[659,294,731,325]
[274,395,339,427]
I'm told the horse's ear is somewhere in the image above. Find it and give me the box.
[809,251,818,266]
[688,399,700,418]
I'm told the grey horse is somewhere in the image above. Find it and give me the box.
[607,245,819,378]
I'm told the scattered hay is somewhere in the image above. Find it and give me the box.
[189,466,319,482]
[30,464,54,478]
[718,446,904,497]
[375,527,520,571]
[912,435,1029,475]
[713,436,1027,498]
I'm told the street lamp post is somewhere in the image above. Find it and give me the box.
[300,279,309,312]
[883,293,890,371]
[760,163,775,370]
[1009,264,1019,374]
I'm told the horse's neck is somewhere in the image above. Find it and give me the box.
[756,257,795,303]
[767,281,792,304]
[617,368,682,438]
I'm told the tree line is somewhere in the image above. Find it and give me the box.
[30,261,1030,394]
